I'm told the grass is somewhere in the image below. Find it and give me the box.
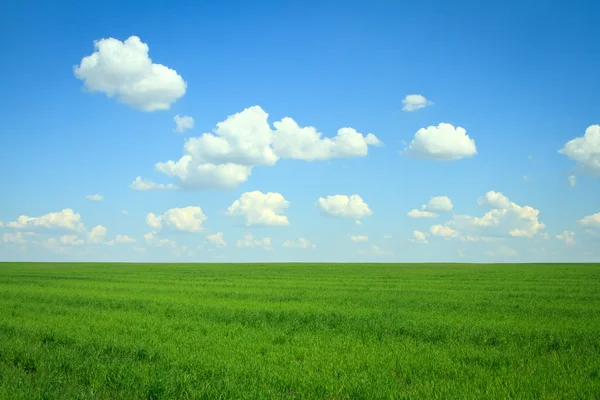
[0,262,599,399]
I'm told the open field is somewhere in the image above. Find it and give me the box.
[0,263,599,399]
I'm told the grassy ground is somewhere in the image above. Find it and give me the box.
[0,262,599,399]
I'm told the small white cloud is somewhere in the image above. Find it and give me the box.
[146,207,207,232]
[559,125,600,175]
[226,191,290,227]
[235,233,272,250]
[556,230,576,246]
[404,123,477,161]
[401,94,433,112]
[283,237,315,249]
[384,235,392,240]
[59,235,84,246]
[568,175,577,187]
[74,36,186,111]
[578,213,600,227]
[6,209,84,232]
[122,210,128,215]
[88,225,107,244]
[207,232,226,247]
[430,224,459,238]
[174,114,194,133]
[423,196,453,212]
[86,194,104,201]
[407,209,438,218]
[409,230,428,244]
[317,194,373,219]
[349,235,368,243]
[355,220,362,225]
[130,176,177,191]
[2,232,26,244]
[115,234,136,244]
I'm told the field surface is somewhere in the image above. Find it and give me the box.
[0,263,599,399]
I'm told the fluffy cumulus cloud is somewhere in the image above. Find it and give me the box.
[410,230,428,244]
[141,106,382,190]
[317,194,373,219]
[432,191,545,240]
[556,230,576,246]
[408,196,453,218]
[74,36,186,111]
[6,209,84,232]
[235,233,272,250]
[401,94,433,112]
[174,115,194,133]
[130,176,177,191]
[283,237,316,249]
[404,123,477,161]
[146,207,207,232]
[226,191,290,227]
[578,213,600,227]
[206,232,226,247]
[558,125,600,175]
[88,225,107,244]
[349,235,369,242]
[86,194,104,201]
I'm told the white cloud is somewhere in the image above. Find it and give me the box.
[235,233,272,250]
[6,209,84,232]
[130,176,177,191]
[578,213,600,227]
[59,235,84,246]
[174,115,194,132]
[147,106,382,190]
[316,194,373,219]
[146,207,207,232]
[559,125,600,174]
[86,194,104,201]
[568,175,577,187]
[143,232,155,244]
[206,232,226,247]
[359,245,391,256]
[459,235,503,243]
[74,36,186,111]
[409,230,428,244]
[477,191,512,209]
[115,234,136,244]
[407,209,438,218]
[355,220,362,225]
[226,191,290,227]
[401,94,433,112]
[429,225,459,238]
[404,123,477,161]
[349,235,368,242]
[88,225,107,244]
[156,238,176,248]
[2,232,26,244]
[424,196,453,212]
[556,230,576,246]
[283,237,316,249]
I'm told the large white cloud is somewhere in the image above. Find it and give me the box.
[283,237,316,249]
[141,106,382,190]
[558,125,600,175]
[146,207,207,232]
[316,194,373,219]
[578,212,600,227]
[404,123,477,161]
[235,233,272,250]
[401,94,433,112]
[226,191,290,227]
[174,115,194,133]
[6,209,84,232]
[433,191,545,240]
[74,36,186,111]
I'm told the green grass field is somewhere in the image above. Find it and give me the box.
[0,262,599,399]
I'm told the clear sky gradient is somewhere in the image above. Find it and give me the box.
[1,0,598,262]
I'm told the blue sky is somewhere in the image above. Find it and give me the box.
[0,0,599,262]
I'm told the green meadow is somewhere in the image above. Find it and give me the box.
[0,262,599,399]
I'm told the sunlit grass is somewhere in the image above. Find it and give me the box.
[0,262,599,399]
